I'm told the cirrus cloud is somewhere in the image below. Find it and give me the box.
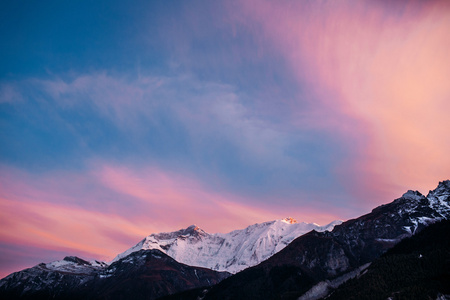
[235,0,450,201]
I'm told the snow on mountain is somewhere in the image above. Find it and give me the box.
[0,256,105,296]
[43,256,108,274]
[381,181,450,236]
[427,180,450,216]
[112,218,342,274]
[0,250,229,300]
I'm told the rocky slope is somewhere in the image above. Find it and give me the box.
[325,219,450,300]
[0,256,105,300]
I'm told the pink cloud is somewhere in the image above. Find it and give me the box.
[94,164,299,232]
[0,163,343,277]
[0,196,151,279]
[236,0,450,203]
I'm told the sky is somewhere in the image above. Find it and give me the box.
[1,0,449,278]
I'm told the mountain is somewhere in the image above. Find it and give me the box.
[0,256,106,300]
[190,180,450,300]
[0,218,339,299]
[87,249,229,300]
[0,250,229,300]
[325,219,450,300]
[113,218,342,274]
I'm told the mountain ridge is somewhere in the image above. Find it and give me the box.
[196,180,450,299]
[112,218,342,274]
[0,249,230,300]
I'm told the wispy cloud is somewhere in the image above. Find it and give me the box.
[0,83,23,104]
[235,0,450,200]
[2,73,332,198]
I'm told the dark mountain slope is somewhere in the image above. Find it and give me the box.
[0,256,104,300]
[325,219,450,300]
[88,249,229,300]
[0,249,230,300]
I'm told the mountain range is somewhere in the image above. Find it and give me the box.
[1,180,449,299]
[112,217,341,274]
[192,180,450,299]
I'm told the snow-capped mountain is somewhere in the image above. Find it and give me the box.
[0,250,229,300]
[0,256,106,299]
[45,256,108,273]
[113,218,342,274]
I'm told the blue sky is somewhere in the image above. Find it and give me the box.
[1,0,348,201]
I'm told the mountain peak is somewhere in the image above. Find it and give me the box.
[401,190,424,201]
[182,225,206,236]
[62,256,90,265]
[186,224,199,230]
[427,180,450,197]
[281,217,297,224]
[438,179,450,186]
[434,180,450,192]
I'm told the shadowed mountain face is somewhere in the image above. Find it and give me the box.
[326,219,450,300]
[197,181,450,300]
[0,249,230,300]
[0,256,104,300]
[87,249,230,300]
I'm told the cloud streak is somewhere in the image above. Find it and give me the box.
[235,0,450,201]
[2,72,344,200]
[0,163,344,278]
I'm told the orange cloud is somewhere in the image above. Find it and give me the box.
[0,197,150,259]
